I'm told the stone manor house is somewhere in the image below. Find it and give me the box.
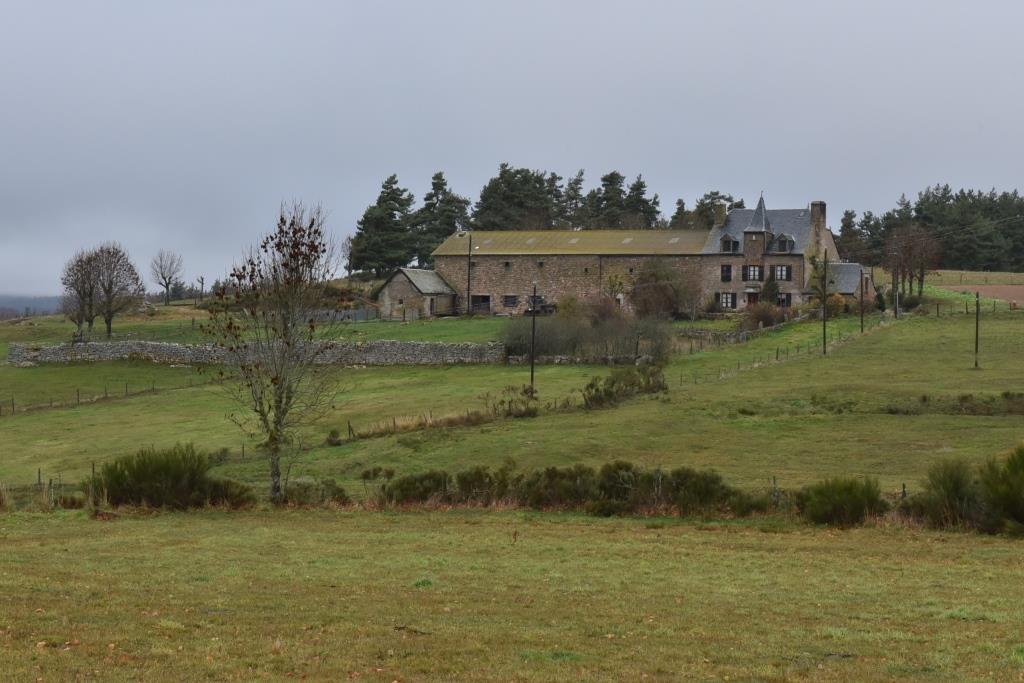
[377,197,873,319]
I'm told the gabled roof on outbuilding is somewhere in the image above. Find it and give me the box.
[830,263,869,295]
[431,230,710,256]
[384,268,455,295]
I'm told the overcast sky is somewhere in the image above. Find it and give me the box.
[2,1,1023,295]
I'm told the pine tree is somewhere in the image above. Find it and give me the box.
[623,175,660,228]
[837,209,865,261]
[593,171,626,228]
[350,174,416,277]
[561,170,586,228]
[669,199,688,228]
[411,172,470,267]
[472,163,556,230]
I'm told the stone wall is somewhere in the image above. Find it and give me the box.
[7,340,506,367]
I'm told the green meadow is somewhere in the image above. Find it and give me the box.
[1,289,1023,680]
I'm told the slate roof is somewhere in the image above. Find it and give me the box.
[432,230,710,257]
[744,196,771,233]
[829,263,869,295]
[392,268,455,295]
[701,203,815,255]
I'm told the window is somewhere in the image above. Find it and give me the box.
[503,295,518,308]
[503,261,511,271]
[774,265,791,281]
[718,292,736,309]
[584,267,589,274]
[397,298,404,305]
[628,267,634,274]
[721,264,732,282]
[721,238,739,253]
[743,265,762,281]
[537,260,544,268]
[778,293,793,308]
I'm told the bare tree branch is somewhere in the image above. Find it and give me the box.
[150,249,184,305]
[203,201,341,502]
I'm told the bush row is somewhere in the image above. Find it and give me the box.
[372,460,771,517]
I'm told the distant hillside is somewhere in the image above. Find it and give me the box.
[0,294,61,317]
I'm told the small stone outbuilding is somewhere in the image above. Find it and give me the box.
[377,268,456,320]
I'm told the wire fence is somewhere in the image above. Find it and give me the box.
[0,374,222,418]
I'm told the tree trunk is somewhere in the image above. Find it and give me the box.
[105,317,113,338]
[268,447,283,503]
[165,288,171,306]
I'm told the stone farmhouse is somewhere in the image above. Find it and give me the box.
[378,197,873,316]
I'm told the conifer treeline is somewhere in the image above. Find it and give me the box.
[348,164,742,276]
[838,185,1024,272]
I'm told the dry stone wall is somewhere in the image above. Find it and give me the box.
[7,340,506,367]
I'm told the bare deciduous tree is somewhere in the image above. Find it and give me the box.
[60,249,99,335]
[94,242,144,338]
[203,202,340,502]
[150,249,184,305]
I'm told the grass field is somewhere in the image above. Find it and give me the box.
[2,510,1023,681]
[2,300,1024,680]
[2,309,1022,499]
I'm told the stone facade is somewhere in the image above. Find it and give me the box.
[435,254,710,315]
[421,198,856,316]
[377,269,456,320]
[7,340,506,367]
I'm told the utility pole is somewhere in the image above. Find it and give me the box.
[860,269,865,334]
[821,249,828,355]
[465,232,473,315]
[530,282,538,389]
[975,291,980,369]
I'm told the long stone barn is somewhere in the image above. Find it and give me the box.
[385,197,872,315]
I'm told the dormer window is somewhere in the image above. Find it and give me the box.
[721,237,739,253]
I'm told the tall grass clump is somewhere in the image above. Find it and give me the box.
[86,443,255,509]
[796,477,888,526]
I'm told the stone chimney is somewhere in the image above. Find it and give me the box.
[712,202,728,227]
[810,201,826,252]
[810,201,826,234]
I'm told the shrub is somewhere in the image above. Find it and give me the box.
[597,461,643,503]
[901,294,921,311]
[454,460,519,504]
[284,478,349,506]
[741,303,785,331]
[89,443,253,510]
[519,464,597,509]
[209,478,258,508]
[384,470,451,504]
[326,429,343,446]
[481,385,539,418]
[875,291,886,311]
[581,365,667,409]
[979,446,1024,534]
[911,459,982,528]
[668,466,736,515]
[503,314,672,361]
[796,477,888,526]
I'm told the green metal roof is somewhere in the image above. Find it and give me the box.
[432,230,711,257]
